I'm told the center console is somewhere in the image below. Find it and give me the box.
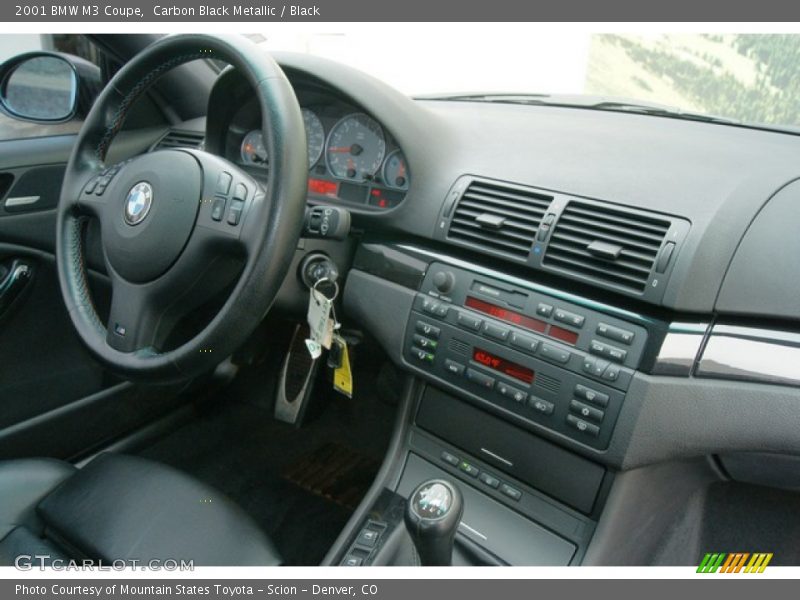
[335,244,664,567]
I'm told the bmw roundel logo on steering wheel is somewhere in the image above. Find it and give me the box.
[124,181,153,226]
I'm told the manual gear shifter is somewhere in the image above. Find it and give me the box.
[404,478,464,566]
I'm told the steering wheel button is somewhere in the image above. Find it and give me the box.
[227,199,244,225]
[216,172,232,195]
[211,197,226,221]
[233,183,248,201]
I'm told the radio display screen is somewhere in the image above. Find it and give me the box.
[464,296,579,346]
[472,348,535,384]
[464,296,547,333]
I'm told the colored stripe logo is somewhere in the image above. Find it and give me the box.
[697,552,773,573]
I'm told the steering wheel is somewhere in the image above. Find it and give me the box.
[56,34,307,382]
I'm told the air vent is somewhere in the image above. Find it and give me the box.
[152,130,204,151]
[543,201,671,293]
[447,179,552,260]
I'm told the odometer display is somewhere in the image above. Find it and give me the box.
[326,113,386,181]
[473,348,535,384]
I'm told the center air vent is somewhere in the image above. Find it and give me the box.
[446,179,552,260]
[152,130,204,151]
[542,201,671,294]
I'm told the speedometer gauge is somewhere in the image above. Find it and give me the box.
[302,109,325,168]
[325,113,386,180]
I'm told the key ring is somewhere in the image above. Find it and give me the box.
[312,277,339,303]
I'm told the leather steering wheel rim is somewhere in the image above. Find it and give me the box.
[56,34,307,382]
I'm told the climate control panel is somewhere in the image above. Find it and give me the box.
[403,263,649,450]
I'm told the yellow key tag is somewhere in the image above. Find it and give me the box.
[333,338,353,398]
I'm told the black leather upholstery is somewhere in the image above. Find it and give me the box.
[0,453,282,566]
[0,458,76,540]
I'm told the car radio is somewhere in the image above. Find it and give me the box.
[402,262,648,450]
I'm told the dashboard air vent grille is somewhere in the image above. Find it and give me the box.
[153,130,204,151]
[543,201,671,293]
[447,180,552,260]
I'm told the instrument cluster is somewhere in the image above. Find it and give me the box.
[226,93,410,211]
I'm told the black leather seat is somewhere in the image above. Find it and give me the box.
[0,453,282,566]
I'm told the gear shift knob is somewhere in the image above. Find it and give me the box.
[404,478,464,566]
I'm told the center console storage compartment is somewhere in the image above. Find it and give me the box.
[416,386,606,514]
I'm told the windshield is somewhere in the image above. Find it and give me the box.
[256,28,800,130]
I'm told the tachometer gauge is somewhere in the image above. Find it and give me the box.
[382,150,409,190]
[302,108,325,168]
[325,113,386,180]
[240,130,267,166]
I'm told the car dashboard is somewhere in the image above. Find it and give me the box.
[155,51,800,566]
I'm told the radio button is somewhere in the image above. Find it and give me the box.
[596,322,635,345]
[554,308,585,328]
[530,397,555,415]
[466,368,495,389]
[570,399,605,423]
[536,303,553,318]
[413,334,438,350]
[411,347,435,363]
[419,295,450,319]
[419,296,438,315]
[433,303,450,318]
[589,340,627,363]
[582,355,609,378]
[509,332,539,355]
[457,312,483,331]
[415,321,441,339]
[482,322,510,342]
[539,343,570,364]
[602,363,621,382]
[575,384,609,407]
[444,359,466,376]
[567,415,600,437]
[497,381,527,403]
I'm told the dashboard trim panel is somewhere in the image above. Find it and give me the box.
[697,324,800,387]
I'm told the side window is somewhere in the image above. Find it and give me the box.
[0,34,105,141]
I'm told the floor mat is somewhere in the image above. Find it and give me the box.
[283,442,380,511]
[698,482,800,565]
[136,356,397,565]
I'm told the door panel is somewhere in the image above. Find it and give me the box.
[0,128,178,460]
